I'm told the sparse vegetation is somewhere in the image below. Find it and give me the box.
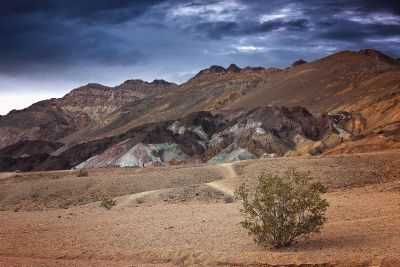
[136,197,144,204]
[77,169,89,177]
[235,168,329,248]
[100,196,116,210]
[224,195,235,203]
[58,203,69,209]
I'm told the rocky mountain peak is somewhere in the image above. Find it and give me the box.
[115,78,176,93]
[358,49,399,65]
[191,65,226,80]
[121,79,146,85]
[207,65,226,74]
[62,83,111,100]
[359,48,387,57]
[120,79,176,87]
[151,79,177,86]
[241,66,266,72]
[85,82,108,88]
[291,59,307,68]
[226,64,241,73]
[75,83,110,91]
[192,64,267,80]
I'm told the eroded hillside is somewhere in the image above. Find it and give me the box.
[0,80,176,149]
[0,49,399,171]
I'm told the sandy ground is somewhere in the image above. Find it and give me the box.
[1,151,400,266]
[0,165,222,210]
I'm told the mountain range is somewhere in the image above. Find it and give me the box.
[0,49,399,171]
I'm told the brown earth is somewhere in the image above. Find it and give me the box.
[60,66,280,145]
[227,50,400,113]
[1,150,400,266]
[63,49,400,146]
[0,80,176,149]
[1,49,399,172]
[0,106,339,172]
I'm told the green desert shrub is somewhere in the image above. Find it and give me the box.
[136,197,144,204]
[100,196,116,210]
[77,169,89,177]
[235,168,329,248]
[224,195,235,203]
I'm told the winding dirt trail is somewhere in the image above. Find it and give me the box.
[117,162,238,208]
[206,163,237,197]
[116,189,161,207]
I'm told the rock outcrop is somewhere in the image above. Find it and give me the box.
[226,64,241,73]
[290,59,307,68]
[190,64,268,81]
[0,79,177,149]
[0,106,345,171]
[358,49,400,65]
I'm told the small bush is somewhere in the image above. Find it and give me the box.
[59,203,69,209]
[235,168,329,248]
[224,195,235,203]
[136,197,144,204]
[100,196,116,210]
[77,169,89,177]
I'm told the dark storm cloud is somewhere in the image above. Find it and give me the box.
[0,0,164,75]
[169,0,400,55]
[192,19,309,39]
[0,1,165,23]
[257,19,309,32]
[348,0,400,13]
[1,0,400,78]
[317,20,400,41]
[166,2,395,44]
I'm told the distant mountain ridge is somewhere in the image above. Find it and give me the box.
[189,63,266,81]
[0,49,399,171]
[0,79,176,149]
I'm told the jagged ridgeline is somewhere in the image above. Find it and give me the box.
[0,49,399,171]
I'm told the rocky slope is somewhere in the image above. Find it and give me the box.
[59,49,400,148]
[0,49,399,171]
[227,49,400,113]
[0,80,176,149]
[0,106,349,171]
[59,64,282,144]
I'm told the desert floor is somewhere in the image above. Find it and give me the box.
[1,151,400,266]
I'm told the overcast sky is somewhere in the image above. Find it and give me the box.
[1,0,400,115]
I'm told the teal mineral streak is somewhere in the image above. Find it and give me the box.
[210,148,256,164]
